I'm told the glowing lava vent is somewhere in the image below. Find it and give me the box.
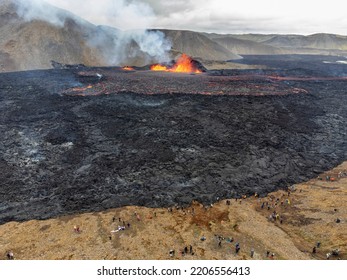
[122,66,134,71]
[151,53,202,74]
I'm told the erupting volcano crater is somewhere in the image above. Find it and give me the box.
[150,53,204,73]
[0,55,346,223]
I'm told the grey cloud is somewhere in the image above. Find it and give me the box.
[141,0,197,15]
[41,0,347,35]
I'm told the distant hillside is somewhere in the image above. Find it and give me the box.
[225,33,347,55]
[0,0,110,71]
[1,0,347,72]
[263,33,347,54]
[207,33,277,43]
[0,1,241,72]
[0,1,166,72]
[160,29,241,61]
[211,36,284,55]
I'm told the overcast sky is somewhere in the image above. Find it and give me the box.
[44,0,347,35]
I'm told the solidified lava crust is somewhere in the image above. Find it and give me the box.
[0,55,346,224]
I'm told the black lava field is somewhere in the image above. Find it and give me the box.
[0,55,346,224]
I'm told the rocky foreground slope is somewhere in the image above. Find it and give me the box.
[0,162,346,260]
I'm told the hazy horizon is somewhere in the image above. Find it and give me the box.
[40,0,346,35]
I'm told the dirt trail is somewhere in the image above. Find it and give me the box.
[0,163,346,260]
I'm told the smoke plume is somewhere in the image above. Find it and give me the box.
[15,0,172,65]
[16,0,70,27]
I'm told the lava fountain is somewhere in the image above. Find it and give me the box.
[151,53,202,74]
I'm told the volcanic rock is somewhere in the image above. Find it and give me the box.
[0,55,346,224]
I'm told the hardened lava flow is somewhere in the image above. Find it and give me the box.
[0,55,346,224]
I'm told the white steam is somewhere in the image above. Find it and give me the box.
[15,0,172,65]
[16,0,69,27]
[132,30,171,59]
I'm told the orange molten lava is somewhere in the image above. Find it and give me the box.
[123,66,134,71]
[151,64,168,71]
[151,54,202,73]
[71,85,93,92]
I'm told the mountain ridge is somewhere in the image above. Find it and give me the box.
[1,0,347,72]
